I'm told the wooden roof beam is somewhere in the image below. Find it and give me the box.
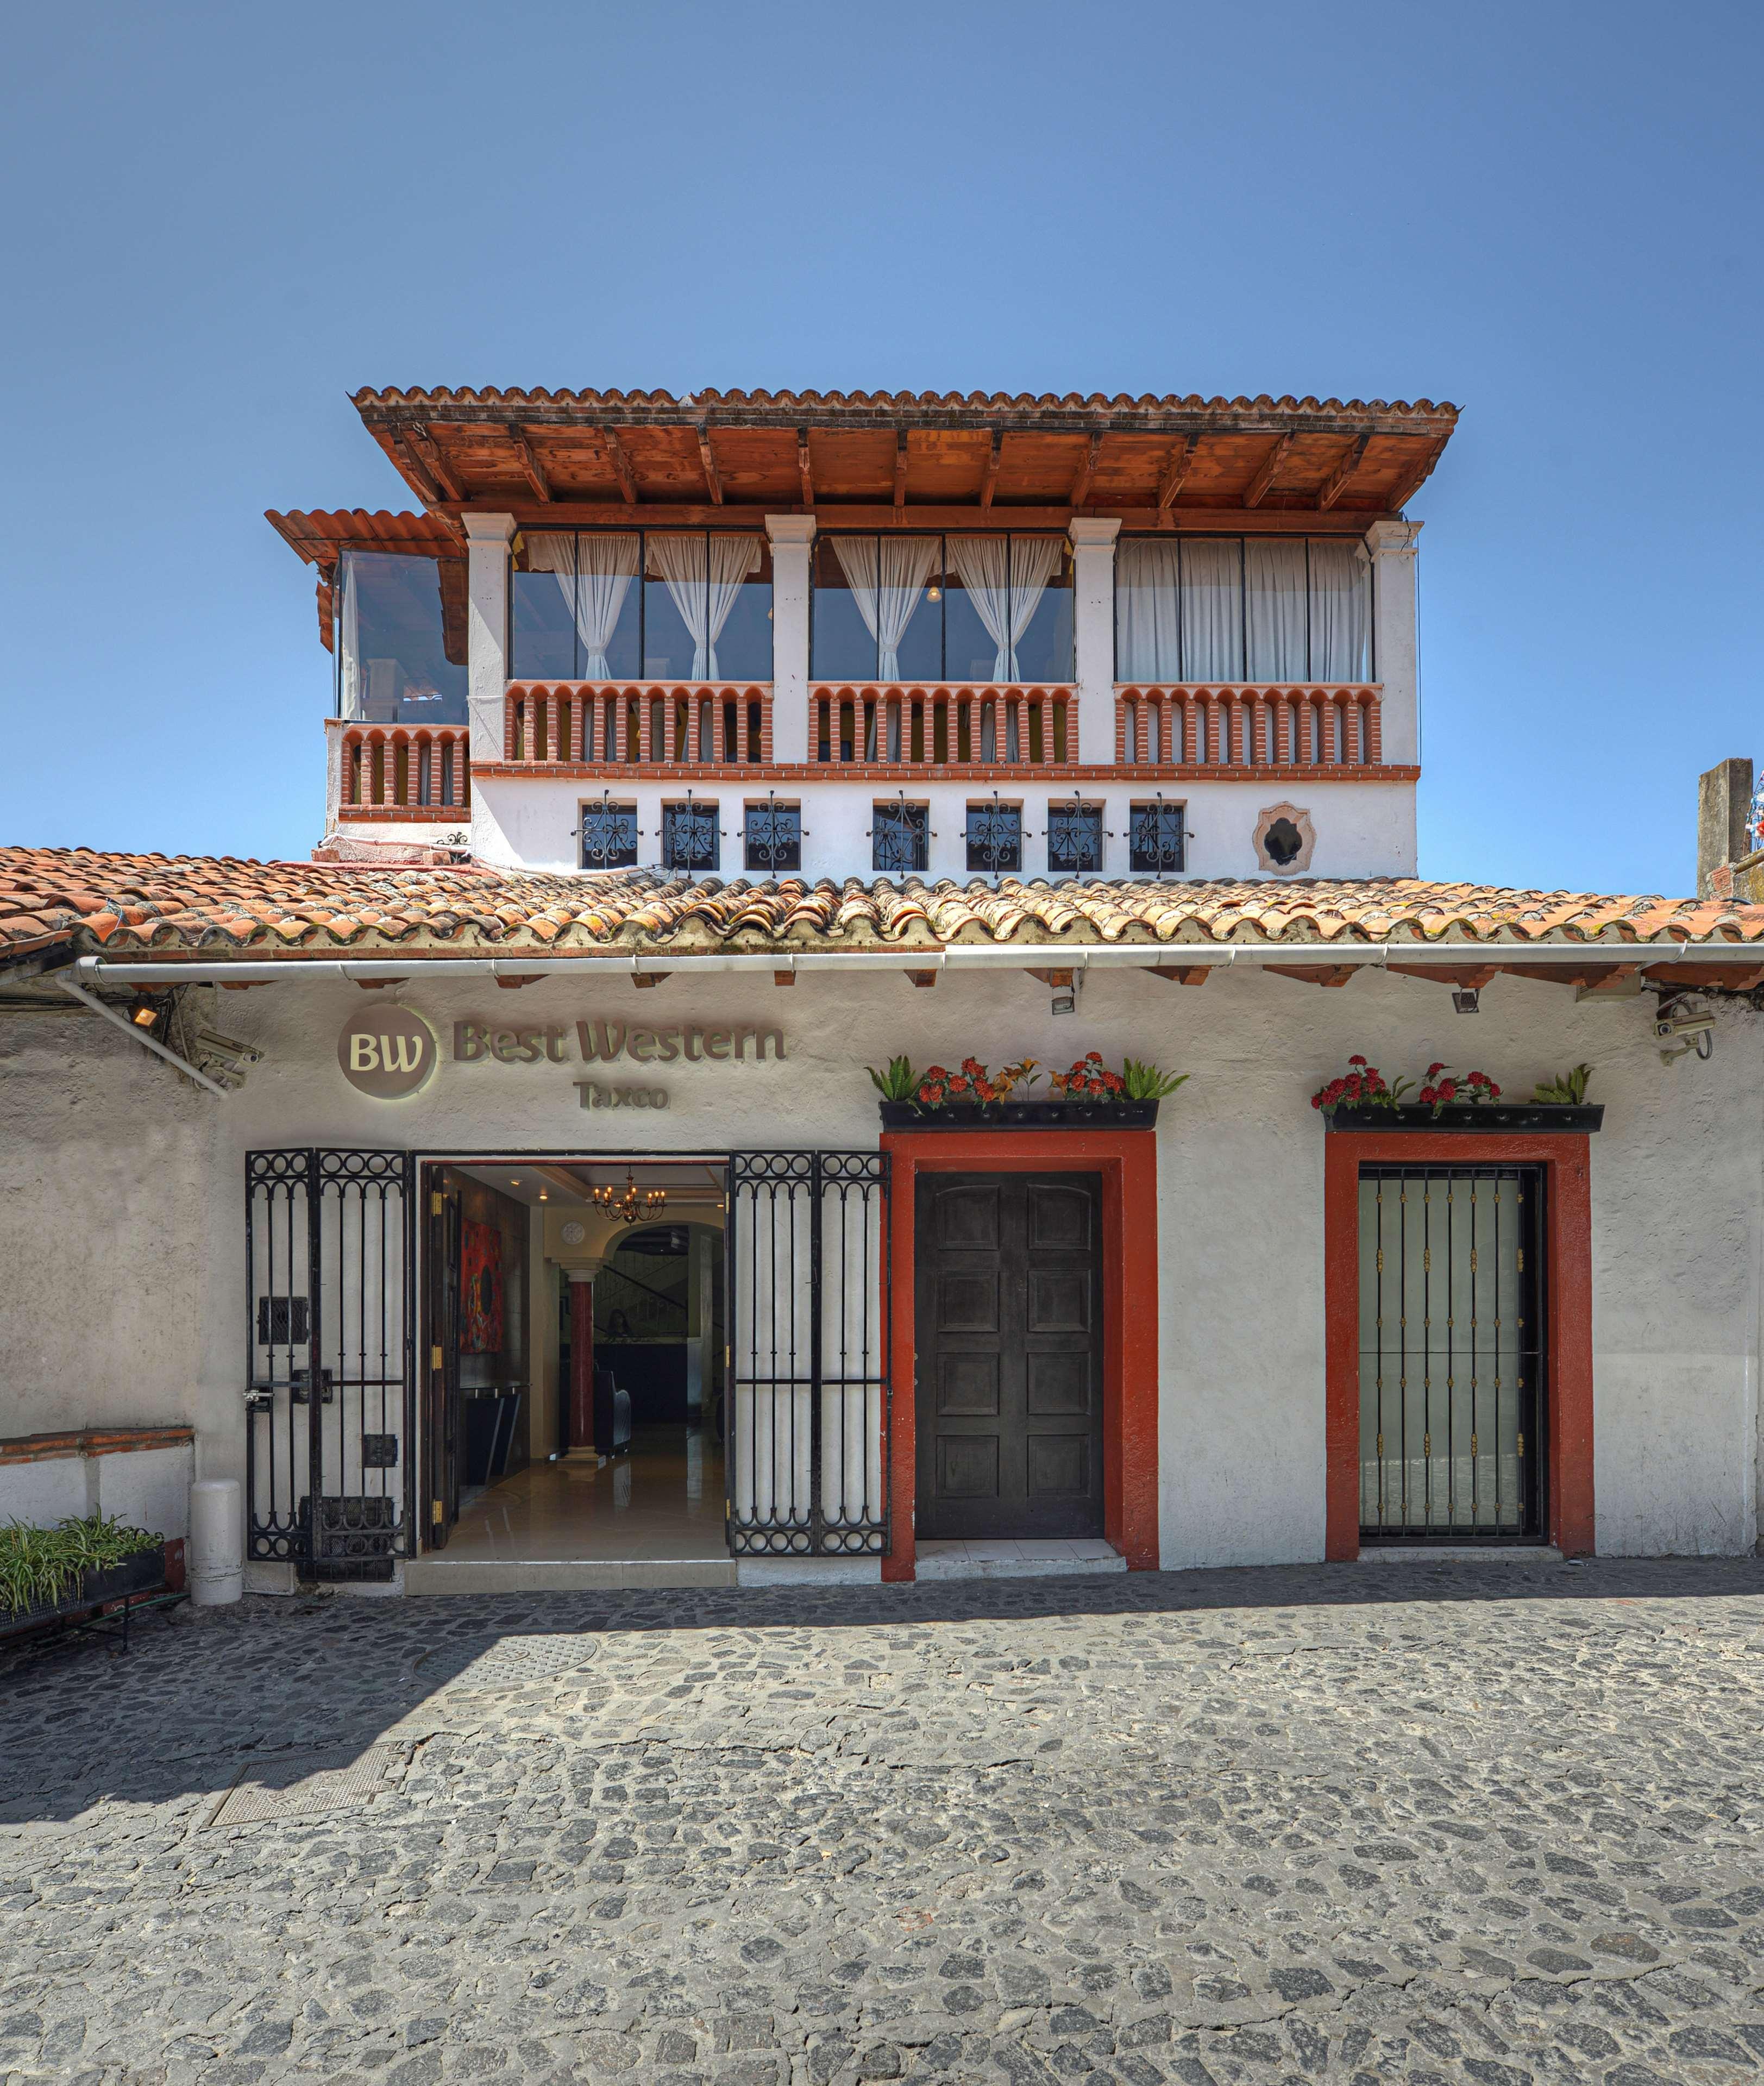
[1264,963,1357,987]
[1243,432,1297,510]
[796,428,813,505]
[404,425,465,503]
[696,427,724,505]
[508,427,552,503]
[1501,962,1642,988]
[1384,962,1501,988]
[1157,434,1200,510]
[893,429,908,511]
[600,427,638,505]
[1317,433,1371,512]
[391,434,442,506]
[1068,433,1102,508]
[1643,961,1764,991]
[1383,433,1450,512]
[979,431,1002,511]
[1149,963,1212,986]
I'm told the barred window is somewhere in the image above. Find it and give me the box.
[1128,801,1185,875]
[871,801,929,875]
[580,800,638,870]
[662,800,719,873]
[964,801,1022,874]
[1046,801,1103,876]
[744,801,801,874]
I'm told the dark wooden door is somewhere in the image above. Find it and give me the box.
[914,1170,1104,1539]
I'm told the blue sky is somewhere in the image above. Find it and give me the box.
[2,1,1757,895]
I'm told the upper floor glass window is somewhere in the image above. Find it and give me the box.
[336,549,467,724]
[513,530,772,683]
[813,534,1073,684]
[1115,537,1372,685]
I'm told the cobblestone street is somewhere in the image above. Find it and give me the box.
[7,1558,1764,2085]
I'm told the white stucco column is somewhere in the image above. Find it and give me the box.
[766,515,817,763]
[1365,519,1422,766]
[463,513,516,767]
[1069,518,1120,766]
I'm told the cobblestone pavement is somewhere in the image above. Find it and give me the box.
[7,1558,1764,2086]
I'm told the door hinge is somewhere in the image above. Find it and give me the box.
[1376,1248,1384,1274]
[431,1344,444,1371]
[1423,1247,1432,1272]
[431,1498,444,1526]
[430,1190,444,1216]
[1517,1431,1526,1457]
[1517,1248,1525,1270]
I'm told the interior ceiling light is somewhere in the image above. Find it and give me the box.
[591,1170,667,1227]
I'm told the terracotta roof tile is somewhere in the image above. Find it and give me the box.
[5,847,1764,963]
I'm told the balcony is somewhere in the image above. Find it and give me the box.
[338,725,471,819]
[812,685,1078,776]
[1115,684,1389,774]
[499,682,775,773]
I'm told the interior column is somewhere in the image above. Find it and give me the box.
[567,1267,598,1453]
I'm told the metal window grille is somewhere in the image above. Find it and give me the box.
[1128,801,1185,873]
[744,800,801,873]
[246,1150,415,1580]
[1358,1164,1546,1544]
[662,799,719,873]
[726,1151,889,1556]
[871,801,929,874]
[964,800,1022,874]
[581,800,639,869]
[1047,801,1103,874]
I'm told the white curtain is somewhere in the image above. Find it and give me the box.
[1310,540,1372,681]
[1180,539,1244,681]
[1245,540,1308,681]
[1115,540,1181,681]
[946,535,1063,680]
[526,531,640,679]
[648,534,762,679]
[338,550,362,718]
[831,536,939,678]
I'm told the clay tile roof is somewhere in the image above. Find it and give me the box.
[7,849,1764,966]
[263,509,461,568]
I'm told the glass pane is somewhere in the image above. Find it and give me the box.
[1179,539,1244,681]
[871,803,928,874]
[575,531,642,679]
[1115,539,1181,682]
[644,533,707,680]
[944,535,1006,680]
[813,537,878,680]
[1128,803,1185,873]
[337,549,468,724]
[965,802,1022,873]
[1009,537,1074,681]
[511,531,579,680]
[893,538,944,681]
[580,800,638,870]
[1046,801,1102,874]
[744,802,801,872]
[1245,540,1308,681]
[662,800,720,873]
[1310,539,1372,681]
[710,533,772,681]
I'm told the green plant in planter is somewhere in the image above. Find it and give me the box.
[866,1056,919,1103]
[0,1514,164,1617]
[1122,1059,1190,1101]
[1533,1063,1594,1104]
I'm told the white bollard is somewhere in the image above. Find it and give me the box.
[188,1478,243,1606]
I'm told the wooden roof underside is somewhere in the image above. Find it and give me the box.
[348,387,1458,528]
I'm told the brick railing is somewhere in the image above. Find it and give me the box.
[1115,684,1384,769]
[812,685,1077,772]
[340,726,471,813]
[504,682,773,769]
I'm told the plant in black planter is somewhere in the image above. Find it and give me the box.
[1533,1063,1594,1104]
[0,1513,165,1627]
[1314,1055,1603,1133]
[874,1050,1185,1129]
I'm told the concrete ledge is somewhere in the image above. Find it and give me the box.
[735,1556,883,1587]
[1358,1545,1565,1563]
[915,1539,1128,1582]
[403,1556,736,1595]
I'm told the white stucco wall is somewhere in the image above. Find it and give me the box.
[2,964,1756,1565]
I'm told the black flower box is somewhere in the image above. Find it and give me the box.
[1324,1102,1604,1134]
[0,1547,165,1637]
[878,1099,1162,1131]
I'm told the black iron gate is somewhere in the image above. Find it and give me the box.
[1358,1163,1546,1543]
[726,1150,890,1556]
[246,1149,416,1579]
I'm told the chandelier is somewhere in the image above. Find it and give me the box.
[591,1169,667,1226]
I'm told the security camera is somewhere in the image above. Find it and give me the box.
[1656,1008,1715,1064]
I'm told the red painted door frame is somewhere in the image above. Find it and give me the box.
[1323,1132,1595,1561]
[881,1130,1160,1581]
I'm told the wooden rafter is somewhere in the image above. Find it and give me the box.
[696,427,723,505]
[979,430,1002,510]
[508,427,552,503]
[893,429,909,510]
[404,425,465,503]
[1501,962,1643,988]
[600,427,638,505]
[1242,433,1296,510]
[1383,433,1449,512]
[1644,961,1764,991]
[1026,968,1076,988]
[1264,963,1358,987]
[391,434,442,506]
[1317,433,1371,512]
[1068,433,1102,508]
[796,428,813,505]
[1149,963,1212,986]
[1156,434,1200,509]
[1384,962,1502,987]
[907,970,939,988]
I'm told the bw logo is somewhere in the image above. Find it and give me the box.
[338,1007,437,1100]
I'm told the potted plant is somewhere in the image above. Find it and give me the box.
[871,1051,1185,1129]
[0,1514,167,1636]
[1314,1056,1604,1132]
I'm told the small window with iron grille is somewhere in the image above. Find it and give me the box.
[1046,800,1103,876]
[871,800,929,874]
[1129,800,1185,875]
[964,800,1022,874]
[580,799,639,870]
[744,800,801,873]
[662,799,719,873]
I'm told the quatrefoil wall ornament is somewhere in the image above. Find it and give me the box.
[1254,802,1316,876]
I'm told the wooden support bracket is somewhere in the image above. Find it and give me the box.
[1148,964,1213,986]
[906,970,939,988]
[1264,963,1358,987]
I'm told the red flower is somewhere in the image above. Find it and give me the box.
[1418,1085,1437,1105]
[1426,1062,1446,1080]
[1349,1055,1367,1067]
[1438,1079,1458,1101]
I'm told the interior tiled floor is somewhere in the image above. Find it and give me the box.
[442,1425,727,1562]
[914,1537,1127,1580]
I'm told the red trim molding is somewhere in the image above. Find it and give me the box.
[1323,1133,1594,1561]
[881,1129,1160,1582]
[0,1424,195,1467]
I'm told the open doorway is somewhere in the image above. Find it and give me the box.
[421,1158,729,1562]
